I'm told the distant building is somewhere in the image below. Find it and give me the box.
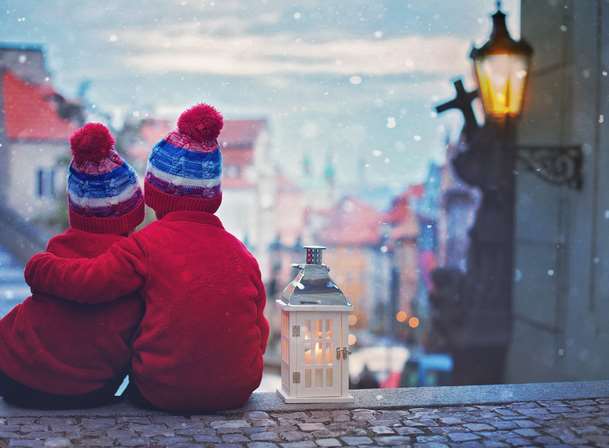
[120,117,172,173]
[384,190,420,326]
[437,138,479,271]
[0,44,79,226]
[317,196,385,330]
[410,163,444,319]
[298,150,337,234]
[217,119,275,278]
[274,172,306,249]
[0,43,48,84]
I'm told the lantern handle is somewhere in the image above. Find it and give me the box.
[336,347,352,360]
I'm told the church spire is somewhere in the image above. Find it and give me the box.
[324,149,335,187]
[302,152,312,178]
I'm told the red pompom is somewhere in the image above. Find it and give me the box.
[70,123,115,163]
[177,103,224,142]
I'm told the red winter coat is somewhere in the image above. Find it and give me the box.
[25,211,269,412]
[0,228,143,395]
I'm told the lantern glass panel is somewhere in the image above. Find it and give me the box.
[304,320,311,340]
[295,312,342,396]
[325,319,333,337]
[474,52,529,119]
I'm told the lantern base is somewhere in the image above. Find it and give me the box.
[277,387,354,404]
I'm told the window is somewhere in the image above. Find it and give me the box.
[225,165,240,178]
[36,168,56,198]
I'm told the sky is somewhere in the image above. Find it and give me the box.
[1,0,519,192]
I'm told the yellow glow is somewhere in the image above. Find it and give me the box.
[348,334,357,346]
[304,348,312,364]
[395,310,408,323]
[304,343,324,365]
[408,317,420,329]
[474,53,529,119]
[348,314,358,326]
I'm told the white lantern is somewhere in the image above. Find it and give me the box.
[277,246,354,403]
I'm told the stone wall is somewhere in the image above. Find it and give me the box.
[508,0,609,382]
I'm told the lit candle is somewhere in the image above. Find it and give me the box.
[315,343,323,363]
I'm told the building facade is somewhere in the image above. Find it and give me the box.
[437,139,480,271]
[507,0,609,382]
[317,196,385,331]
[217,119,275,279]
[0,45,78,228]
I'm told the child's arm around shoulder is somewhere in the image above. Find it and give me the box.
[25,229,149,304]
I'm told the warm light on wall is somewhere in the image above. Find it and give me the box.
[408,316,420,329]
[395,310,408,323]
[348,334,357,346]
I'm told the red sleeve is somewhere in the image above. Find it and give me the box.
[252,264,270,354]
[25,235,147,304]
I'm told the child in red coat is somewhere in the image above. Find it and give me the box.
[0,123,145,408]
[25,104,269,412]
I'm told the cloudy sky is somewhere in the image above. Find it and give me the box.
[2,0,519,191]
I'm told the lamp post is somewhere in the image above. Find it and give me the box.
[432,1,582,385]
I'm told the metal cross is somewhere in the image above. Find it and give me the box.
[435,79,479,141]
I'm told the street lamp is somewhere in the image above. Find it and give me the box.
[470,1,532,120]
[431,1,582,385]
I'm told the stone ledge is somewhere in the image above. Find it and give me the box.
[1,382,608,448]
[1,380,608,417]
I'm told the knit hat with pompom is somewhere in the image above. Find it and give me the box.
[144,103,224,216]
[68,123,144,234]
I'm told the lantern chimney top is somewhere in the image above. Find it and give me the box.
[277,245,352,310]
[304,245,325,265]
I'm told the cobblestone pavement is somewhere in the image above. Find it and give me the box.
[0,398,608,447]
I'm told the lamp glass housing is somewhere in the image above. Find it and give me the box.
[470,7,533,120]
[474,52,530,119]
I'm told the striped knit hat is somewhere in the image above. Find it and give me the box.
[68,123,145,234]
[144,103,223,216]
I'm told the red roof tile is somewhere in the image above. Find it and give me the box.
[223,177,255,189]
[219,119,266,147]
[2,71,77,141]
[127,118,267,162]
[318,196,383,247]
[128,118,172,161]
[223,147,254,166]
[383,189,419,243]
[384,194,411,224]
[408,183,424,198]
